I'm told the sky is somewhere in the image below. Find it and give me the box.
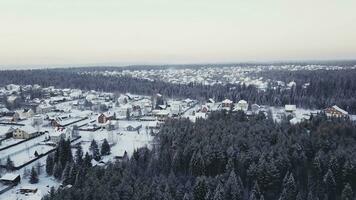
[0,0,356,68]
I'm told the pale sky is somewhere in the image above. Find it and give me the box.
[0,0,356,67]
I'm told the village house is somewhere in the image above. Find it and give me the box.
[147,121,162,131]
[117,105,132,118]
[48,130,65,143]
[12,128,39,139]
[125,124,142,132]
[97,112,115,124]
[251,104,261,114]
[169,101,183,116]
[221,99,233,109]
[152,110,170,121]
[285,105,297,113]
[36,102,55,114]
[201,105,210,113]
[16,108,35,119]
[0,173,21,185]
[325,105,349,118]
[20,185,38,194]
[234,100,248,112]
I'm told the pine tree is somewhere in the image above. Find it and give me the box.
[53,162,63,180]
[83,152,92,168]
[190,151,206,176]
[323,169,336,200]
[29,166,39,184]
[46,154,54,175]
[250,181,261,199]
[225,171,243,200]
[213,183,224,200]
[68,164,78,185]
[90,140,101,161]
[193,177,208,200]
[341,183,353,200]
[101,139,111,156]
[61,162,71,185]
[6,157,14,171]
[75,145,84,165]
[183,193,191,200]
[279,173,297,200]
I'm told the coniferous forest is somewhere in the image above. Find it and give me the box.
[43,111,356,200]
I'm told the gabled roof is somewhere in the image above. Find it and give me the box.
[0,173,20,181]
[222,99,233,104]
[332,105,348,115]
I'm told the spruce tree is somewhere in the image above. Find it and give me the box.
[225,171,243,200]
[341,183,353,200]
[101,139,111,156]
[46,154,54,175]
[29,166,39,184]
[6,157,14,171]
[323,169,336,200]
[90,140,101,161]
[213,183,224,200]
[53,162,63,180]
[193,177,208,200]
[83,152,92,168]
[75,145,84,165]
[279,173,297,200]
[61,162,71,185]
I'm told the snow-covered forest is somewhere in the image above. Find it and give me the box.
[42,111,356,200]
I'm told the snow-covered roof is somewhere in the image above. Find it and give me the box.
[332,105,348,115]
[285,105,296,111]
[237,100,247,104]
[0,173,20,181]
[222,99,233,104]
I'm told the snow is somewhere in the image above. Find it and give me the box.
[332,105,348,115]
[0,173,20,181]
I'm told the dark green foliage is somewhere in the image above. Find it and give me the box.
[193,177,208,200]
[6,156,14,171]
[90,139,101,161]
[42,112,356,200]
[29,166,39,184]
[341,183,353,200]
[46,154,54,175]
[75,145,83,165]
[101,139,111,156]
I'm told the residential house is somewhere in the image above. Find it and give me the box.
[36,102,55,114]
[221,99,233,109]
[235,100,248,112]
[98,112,115,124]
[0,173,21,185]
[285,105,297,113]
[152,110,170,121]
[201,105,210,113]
[325,105,349,118]
[251,104,261,114]
[12,128,30,139]
[125,124,142,132]
[49,130,65,143]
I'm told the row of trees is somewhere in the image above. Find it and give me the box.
[43,111,356,200]
[45,138,111,185]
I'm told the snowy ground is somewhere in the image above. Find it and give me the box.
[0,134,48,163]
[1,120,154,200]
[3,156,60,200]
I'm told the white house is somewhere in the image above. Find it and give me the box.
[235,100,248,112]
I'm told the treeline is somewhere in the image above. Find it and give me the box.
[0,68,356,112]
[43,112,356,200]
